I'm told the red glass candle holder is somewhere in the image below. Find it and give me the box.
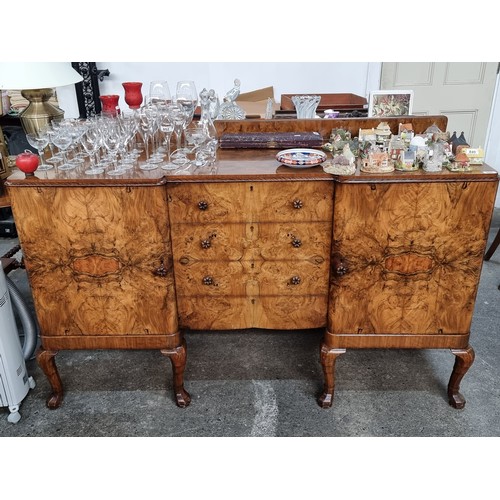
[100,94,120,117]
[122,82,143,109]
[15,150,39,177]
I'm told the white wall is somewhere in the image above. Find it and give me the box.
[57,62,382,120]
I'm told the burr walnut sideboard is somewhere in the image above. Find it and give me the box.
[5,116,499,411]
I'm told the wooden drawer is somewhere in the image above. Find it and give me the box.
[167,181,333,224]
[174,259,329,297]
[178,295,328,330]
[170,221,332,263]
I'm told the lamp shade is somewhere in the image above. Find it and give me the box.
[0,62,83,90]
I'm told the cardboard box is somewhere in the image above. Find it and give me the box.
[236,86,280,118]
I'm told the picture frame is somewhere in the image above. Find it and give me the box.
[368,90,414,118]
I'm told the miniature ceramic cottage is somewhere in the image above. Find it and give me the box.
[360,150,394,173]
[375,122,392,148]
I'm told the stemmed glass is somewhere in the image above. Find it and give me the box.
[51,128,74,171]
[81,126,104,175]
[169,104,190,153]
[184,122,209,167]
[102,120,123,176]
[26,131,51,171]
[149,80,171,105]
[137,105,163,170]
[174,80,198,147]
[158,104,176,170]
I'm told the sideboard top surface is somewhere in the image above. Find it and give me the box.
[5,116,499,187]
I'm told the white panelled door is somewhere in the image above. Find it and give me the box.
[381,62,498,149]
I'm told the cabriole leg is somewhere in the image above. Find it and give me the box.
[318,343,346,409]
[36,348,63,409]
[161,339,191,408]
[448,345,475,409]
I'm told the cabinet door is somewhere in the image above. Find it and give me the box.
[11,186,177,339]
[329,181,497,335]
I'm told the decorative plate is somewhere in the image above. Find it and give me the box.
[276,148,327,168]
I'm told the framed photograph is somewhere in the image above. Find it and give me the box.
[368,90,414,117]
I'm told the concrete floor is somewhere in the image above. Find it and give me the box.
[1,209,499,438]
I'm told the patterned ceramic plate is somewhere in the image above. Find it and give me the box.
[276,148,327,168]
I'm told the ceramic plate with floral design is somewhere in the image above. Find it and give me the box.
[276,148,327,168]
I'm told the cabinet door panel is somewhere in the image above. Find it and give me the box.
[329,181,497,335]
[12,186,176,336]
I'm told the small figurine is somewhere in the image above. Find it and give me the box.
[323,154,356,175]
[375,121,392,148]
[217,78,246,120]
[448,151,472,172]
[360,149,394,173]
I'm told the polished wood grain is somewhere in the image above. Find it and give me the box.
[215,116,449,140]
[319,178,498,407]
[328,181,497,336]
[168,180,333,329]
[5,116,498,411]
[448,346,475,409]
[10,184,189,408]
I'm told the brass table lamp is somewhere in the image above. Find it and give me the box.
[0,62,83,135]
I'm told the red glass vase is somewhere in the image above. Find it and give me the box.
[122,82,143,110]
[100,94,120,116]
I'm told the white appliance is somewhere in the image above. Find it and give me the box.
[0,264,35,423]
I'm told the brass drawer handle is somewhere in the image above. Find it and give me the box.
[153,259,168,277]
[292,199,303,209]
[198,200,209,210]
[200,233,216,249]
[290,276,301,285]
[332,253,348,277]
[291,238,302,248]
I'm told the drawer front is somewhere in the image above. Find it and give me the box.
[178,295,328,330]
[168,182,249,223]
[170,221,331,263]
[252,181,333,222]
[167,181,334,224]
[256,222,331,261]
[174,259,329,297]
[170,222,247,262]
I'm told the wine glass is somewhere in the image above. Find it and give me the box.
[51,128,74,171]
[81,126,104,175]
[175,80,198,146]
[169,103,190,152]
[102,120,123,176]
[149,80,171,105]
[26,131,51,171]
[184,123,208,168]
